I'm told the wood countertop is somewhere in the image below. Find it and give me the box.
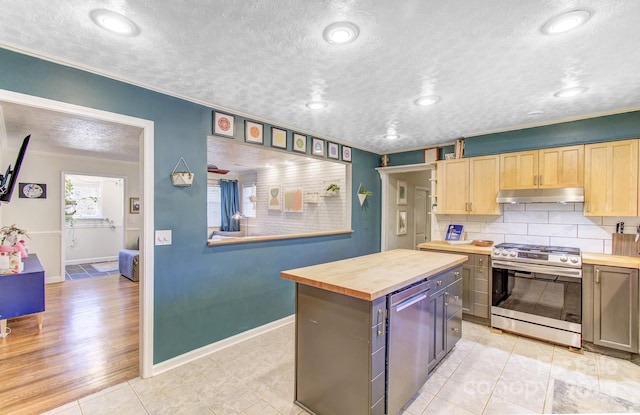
[417,241,493,255]
[281,249,468,301]
[582,252,640,269]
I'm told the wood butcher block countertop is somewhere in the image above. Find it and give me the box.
[417,241,493,255]
[281,249,468,301]
[582,252,640,269]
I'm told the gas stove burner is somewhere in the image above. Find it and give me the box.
[492,243,582,268]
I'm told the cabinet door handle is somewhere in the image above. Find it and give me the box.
[452,327,460,333]
[454,295,459,301]
[454,271,460,277]
[479,258,483,264]
[534,175,537,185]
[595,269,600,284]
[436,280,443,286]
[468,202,472,212]
[585,201,590,213]
[377,309,385,336]
[539,175,543,185]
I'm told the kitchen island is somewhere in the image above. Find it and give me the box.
[281,249,467,415]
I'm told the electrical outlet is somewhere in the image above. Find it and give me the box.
[155,230,172,246]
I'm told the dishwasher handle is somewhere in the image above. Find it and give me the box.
[395,292,428,312]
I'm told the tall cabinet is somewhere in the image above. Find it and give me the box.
[584,139,638,216]
[436,155,500,215]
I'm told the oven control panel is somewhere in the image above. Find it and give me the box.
[491,247,581,267]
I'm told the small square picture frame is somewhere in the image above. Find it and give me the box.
[327,142,339,159]
[397,179,407,205]
[342,146,352,162]
[213,111,235,137]
[130,197,140,214]
[245,120,264,144]
[293,133,307,153]
[271,127,287,149]
[423,147,439,163]
[312,138,325,157]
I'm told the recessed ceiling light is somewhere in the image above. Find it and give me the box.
[306,101,327,110]
[90,9,140,36]
[542,10,591,35]
[554,87,588,98]
[414,95,440,106]
[384,134,399,140]
[323,22,359,45]
[527,110,544,117]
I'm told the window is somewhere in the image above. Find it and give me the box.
[242,183,257,218]
[207,180,221,227]
[69,183,102,218]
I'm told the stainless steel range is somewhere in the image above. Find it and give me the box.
[491,243,582,348]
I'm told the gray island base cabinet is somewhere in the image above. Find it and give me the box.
[282,249,467,415]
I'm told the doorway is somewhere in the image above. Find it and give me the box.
[0,88,154,378]
[414,186,430,248]
[63,174,126,279]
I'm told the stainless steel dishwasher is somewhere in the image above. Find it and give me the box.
[387,279,431,415]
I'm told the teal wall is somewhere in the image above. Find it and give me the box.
[386,111,640,163]
[0,48,381,363]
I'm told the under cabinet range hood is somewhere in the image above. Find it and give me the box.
[496,187,584,204]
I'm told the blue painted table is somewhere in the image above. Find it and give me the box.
[0,254,45,337]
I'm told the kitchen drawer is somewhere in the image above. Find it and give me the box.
[473,254,489,268]
[371,345,385,378]
[431,267,460,292]
[371,372,385,406]
[446,309,463,351]
[371,323,386,352]
[371,397,385,415]
[446,278,463,318]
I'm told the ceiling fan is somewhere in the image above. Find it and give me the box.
[207,164,230,174]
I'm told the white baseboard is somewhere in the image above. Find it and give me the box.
[65,256,118,266]
[151,314,295,377]
[46,275,65,283]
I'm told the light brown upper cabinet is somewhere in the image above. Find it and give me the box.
[584,139,638,216]
[500,145,584,190]
[437,155,500,215]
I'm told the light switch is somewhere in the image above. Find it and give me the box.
[155,230,172,246]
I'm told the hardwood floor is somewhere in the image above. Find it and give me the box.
[0,275,139,415]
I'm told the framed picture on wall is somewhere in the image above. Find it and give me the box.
[268,186,282,211]
[293,133,307,153]
[18,183,47,199]
[328,142,339,159]
[312,138,324,156]
[245,120,264,144]
[213,111,235,137]
[397,210,407,235]
[130,197,140,214]
[342,146,352,162]
[271,127,287,149]
[397,179,407,205]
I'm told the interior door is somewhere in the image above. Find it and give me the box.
[414,187,429,248]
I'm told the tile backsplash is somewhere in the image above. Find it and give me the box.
[434,202,640,254]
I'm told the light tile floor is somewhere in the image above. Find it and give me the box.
[43,321,640,415]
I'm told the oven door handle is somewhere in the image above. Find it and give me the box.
[492,260,582,279]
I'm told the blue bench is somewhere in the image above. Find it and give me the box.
[118,249,139,282]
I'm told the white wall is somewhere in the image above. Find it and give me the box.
[0,151,140,281]
[385,170,431,250]
[255,161,347,235]
[434,202,634,254]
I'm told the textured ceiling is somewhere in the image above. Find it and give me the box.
[1,0,640,157]
[0,102,141,162]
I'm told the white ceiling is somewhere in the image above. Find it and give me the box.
[1,0,640,162]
